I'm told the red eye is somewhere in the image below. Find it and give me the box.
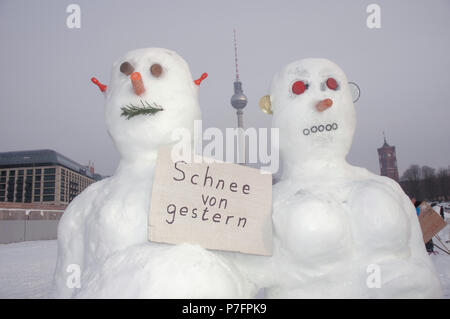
[292,81,306,95]
[326,78,338,90]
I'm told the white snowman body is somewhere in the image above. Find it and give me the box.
[266,58,442,298]
[51,48,252,298]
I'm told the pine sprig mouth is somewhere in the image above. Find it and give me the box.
[120,100,164,120]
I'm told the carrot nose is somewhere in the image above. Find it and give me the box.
[316,98,333,112]
[130,72,145,95]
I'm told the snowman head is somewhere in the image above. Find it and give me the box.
[268,58,356,170]
[102,48,203,161]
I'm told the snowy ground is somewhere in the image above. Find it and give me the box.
[0,240,56,298]
[0,234,449,299]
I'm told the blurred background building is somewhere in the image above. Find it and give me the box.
[0,149,104,243]
[377,135,400,182]
[0,149,103,205]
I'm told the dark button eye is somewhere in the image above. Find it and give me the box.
[120,62,134,76]
[150,64,163,77]
[292,81,307,95]
[326,77,338,90]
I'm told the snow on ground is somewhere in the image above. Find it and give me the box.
[0,237,449,299]
[0,240,57,299]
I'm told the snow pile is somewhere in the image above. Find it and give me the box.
[51,48,252,298]
[234,59,442,298]
[2,240,448,299]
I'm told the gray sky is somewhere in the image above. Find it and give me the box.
[0,0,449,176]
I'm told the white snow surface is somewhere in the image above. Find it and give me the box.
[0,240,57,299]
[229,59,443,298]
[0,237,448,299]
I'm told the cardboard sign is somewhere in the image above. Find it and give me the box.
[148,147,273,256]
[418,202,447,243]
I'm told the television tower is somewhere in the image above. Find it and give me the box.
[230,30,248,164]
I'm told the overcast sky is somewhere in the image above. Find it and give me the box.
[0,0,449,176]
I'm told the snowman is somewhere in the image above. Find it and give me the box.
[51,48,252,298]
[256,58,442,298]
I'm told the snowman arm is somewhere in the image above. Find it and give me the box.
[91,77,107,94]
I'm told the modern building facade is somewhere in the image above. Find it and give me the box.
[0,150,103,206]
[377,136,400,182]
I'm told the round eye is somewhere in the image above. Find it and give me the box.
[326,77,338,90]
[292,81,306,95]
[120,62,134,76]
[150,64,163,77]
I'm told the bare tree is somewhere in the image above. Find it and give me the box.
[421,166,437,201]
[436,168,450,201]
[401,164,422,199]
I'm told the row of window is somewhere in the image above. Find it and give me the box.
[0,168,56,176]
[0,167,94,203]
[0,195,55,202]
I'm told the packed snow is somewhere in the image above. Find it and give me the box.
[51,48,252,298]
[0,235,448,298]
[230,59,443,298]
[43,54,446,298]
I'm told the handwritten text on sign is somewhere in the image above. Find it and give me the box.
[148,147,273,255]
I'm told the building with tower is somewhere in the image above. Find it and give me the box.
[230,30,248,164]
[377,135,400,182]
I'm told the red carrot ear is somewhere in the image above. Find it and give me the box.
[194,73,208,86]
[91,77,107,92]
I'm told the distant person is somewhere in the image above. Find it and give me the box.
[411,197,420,216]
[440,205,445,219]
[412,198,434,253]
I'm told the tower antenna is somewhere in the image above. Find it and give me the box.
[230,29,248,165]
[234,29,240,81]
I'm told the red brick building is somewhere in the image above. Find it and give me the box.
[377,136,400,182]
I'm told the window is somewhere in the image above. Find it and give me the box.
[26,169,33,175]
[43,188,55,195]
[9,171,15,176]
[35,175,41,181]
[0,177,5,183]
[43,195,54,202]
[44,175,55,181]
[0,171,6,176]
[18,170,24,176]
[61,169,65,176]
[35,169,41,174]
[34,196,40,202]
[44,168,56,174]
[0,191,5,196]
[43,182,55,188]
[34,182,41,188]
[0,197,4,202]
[0,184,5,190]
[34,189,40,195]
